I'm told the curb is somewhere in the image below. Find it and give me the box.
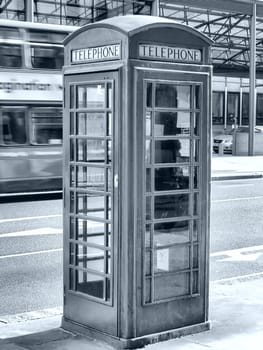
[211,173,263,181]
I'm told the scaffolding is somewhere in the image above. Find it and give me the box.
[0,0,261,154]
[1,0,262,71]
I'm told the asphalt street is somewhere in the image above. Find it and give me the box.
[1,177,263,317]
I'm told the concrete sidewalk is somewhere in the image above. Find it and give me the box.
[1,275,263,350]
[211,154,263,180]
[1,154,263,349]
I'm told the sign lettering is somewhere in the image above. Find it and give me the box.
[0,72,62,101]
[139,44,201,63]
[72,44,121,63]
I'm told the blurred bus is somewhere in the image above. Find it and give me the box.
[0,19,76,196]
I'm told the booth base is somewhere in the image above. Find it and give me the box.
[61,317,211,349]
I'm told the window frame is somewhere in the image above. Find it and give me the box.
[0,106,29,146]
[29,107,63,146]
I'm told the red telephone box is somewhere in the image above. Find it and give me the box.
[62,15,212,348]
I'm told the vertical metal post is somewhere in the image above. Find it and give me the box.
[249,1,257,156]
[152,0,160,16]
[25,0,33,21]
[224,78,227,131]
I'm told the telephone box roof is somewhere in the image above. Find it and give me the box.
[64,15,213,46]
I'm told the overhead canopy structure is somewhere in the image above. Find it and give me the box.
[0,0,261,73]
[158,0,263,73]
[0,0,260,154]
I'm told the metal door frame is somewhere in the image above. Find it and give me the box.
[63,70,120,336]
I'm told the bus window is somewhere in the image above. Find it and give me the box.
[28,30,67,44]
[0,27,21,40]
[0,44,22,67]
[31,111,62,145]
[31,46,64,69]
[1,110,27,145]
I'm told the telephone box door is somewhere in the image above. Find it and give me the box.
[135,69,210,335]
[63,71,119,335]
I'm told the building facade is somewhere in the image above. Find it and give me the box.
[1,0,263,140]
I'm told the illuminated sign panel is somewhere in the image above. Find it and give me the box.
[0,72,62,101]
[139,44,202,63]
[71,44,121,63]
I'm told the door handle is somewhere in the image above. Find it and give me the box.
[114,174,118,188]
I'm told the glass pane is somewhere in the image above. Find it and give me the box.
[70,166,75,187]
[146,168,151,192]
[193,220,199,242]
[76,166,104,191]
[212,91,224,125]
[0,44,22,68]
[227,92,239,125]
[155,139,190,163]
[257,94,263,125]
[70,217,75,239]
[146,82,152,108]
[106,224,111,248]
[146,111,152,136]
[70,87,74,109]
[76,218,105,246]
[194,112,200,136]
[146,196,151,220]
[105,278,111,301]
[76,245,104,273]
[105,251,111,274]
[154,221,190,245]
[145,224,151,248]
[70,139,74,161]
[31,111,62,144]
[77,84,105,109]
[76,270,104,299]
[77,139,105,163]
[154,272,190,300]
[145,251,151,276]
[194,167,199,189]
[155,166,189,191]
[145,140,151,164]
[193,140,200,163]
[2,110,26,145]
[154,245,190,272]
[195,85,201,109]
[70,191,74,212]
[69,268,74,290]
[107,140,112,163]
[145,278,151,303]
[77,112,105,136]
[107,112,112,136]
[155,84,190,108]
[154,194,189,219]
[77,193,105,219]
[69,243,74,265]
[70,112,74,134]
[242,93,249,125]
[193,244,199,269]
[0,27,20,40]
[31,46,63,69]
[107,83,112,109]
[154,112,190,136]
[28,29,66,44]
[192,271,199,294]
[107,168,112,192]
[194,193,199,216]
[106,196,111,220]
